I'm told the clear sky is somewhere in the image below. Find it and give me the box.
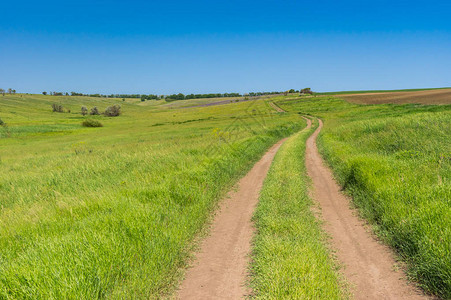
[1,0,450,94]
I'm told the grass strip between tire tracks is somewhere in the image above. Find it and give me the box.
[251,118,347,299]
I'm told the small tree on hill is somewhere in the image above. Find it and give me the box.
[104,105,121,117]
[51,103,64,112]
[90,107,100,115]
[42,91,47,95]
[81,106,88,116]
[0,89,5,96]
[300,88,313,95]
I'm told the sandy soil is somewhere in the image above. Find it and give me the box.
[177,139,288,299]
[306,119,430,299]
[338,89,451,105]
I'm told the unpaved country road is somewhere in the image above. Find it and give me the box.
[306,119,428,300]
[269,101,285,113]
[178,119,311,299]
[177,140,286,299]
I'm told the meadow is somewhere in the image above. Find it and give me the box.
[1,92,450,299]
[0,94,303,298]
[277,96,451,298]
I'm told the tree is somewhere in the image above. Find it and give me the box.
[12,89,16,94]
[42,91,47,95]
[300,88,313,95]
[7,88,12,94]
[0,89,5,96]
[51,103,64,112]
[166,93,185,101]
[288,89,295,93]
[104,105,121,117]
[81,106,88,116]
[90,107,100,115]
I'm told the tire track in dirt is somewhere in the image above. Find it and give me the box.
[178,118,311,299]
[177,140,286,299]
[305,118,429,300]
[268,101,285,113]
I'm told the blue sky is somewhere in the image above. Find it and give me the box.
[1,0,450,94]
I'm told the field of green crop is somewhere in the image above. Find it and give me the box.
[277,96,451,298]
[0,94,303,298]
[251,118,347,299]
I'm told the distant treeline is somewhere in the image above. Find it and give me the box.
[160,91,285,101]
[164,93,242,101]
[247,91,282,97]
[70,92,142,98]
[41,90,309,100]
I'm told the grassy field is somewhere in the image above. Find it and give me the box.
[251,118,347,299]
[0,94,303,298]
[277,95,451,298]
[1,92,450,298]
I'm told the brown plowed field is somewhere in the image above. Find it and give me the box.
[338,89,451,105]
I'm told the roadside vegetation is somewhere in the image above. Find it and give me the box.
[277,96,451,298]
[251,119,347,299]
[0,94,302,298]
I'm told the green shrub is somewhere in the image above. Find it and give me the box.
[82,119,103,127]
[90,107,100,115]
[81,106,88,116]
[104,105,121,117]
[51,103,64,112]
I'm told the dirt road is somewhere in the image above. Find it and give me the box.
[305,119,428,299]
[268,101,285,112]
[177,139,288,299]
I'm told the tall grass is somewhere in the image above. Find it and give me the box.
[251,119,346,299]
[277,96,451,298]
[0,94,303,298]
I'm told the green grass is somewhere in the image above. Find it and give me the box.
[277,96,451,298]
[0,94,303,298]
[2,92,449,299]
[251,118,347,299]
